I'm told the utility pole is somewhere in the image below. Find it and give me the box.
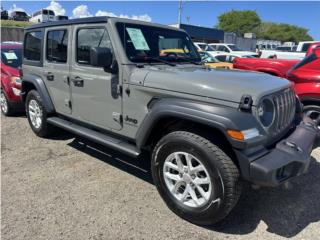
[178,0,183,28]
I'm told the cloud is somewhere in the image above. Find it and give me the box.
[128,14,152,22]
[46,0,66,16]
[72,5,92,18]
[95,10,117,17]
[72,5,152,22]
[8,4,26,14]
[95,11,151,22]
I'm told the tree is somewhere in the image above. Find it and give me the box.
[217,10,261,37]
[256,22,313,43]
[217,10,313,43]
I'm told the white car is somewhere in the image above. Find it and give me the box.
[259,41,319,59]
[209,43,259,57]
[30,9,55,23]
[193,42,219,56]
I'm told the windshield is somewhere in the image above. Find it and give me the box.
[116,23,201,64]
[43,10,55,15]
[227,45,243,51]
[198,44,215,51]
[199,52,219,63]
[292,52,317,70]
[15,11,27,17]
[1,48,22,68]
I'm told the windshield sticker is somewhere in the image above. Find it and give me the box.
[126,28,150,51]
[4,52,18,60]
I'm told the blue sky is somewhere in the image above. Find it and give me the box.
[2,1,320,40]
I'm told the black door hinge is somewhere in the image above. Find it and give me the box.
[239,95,253,111]
[117,85,123,96]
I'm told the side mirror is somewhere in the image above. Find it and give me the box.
[90,47,113,68]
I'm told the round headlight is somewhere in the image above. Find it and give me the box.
[257,98,275,127]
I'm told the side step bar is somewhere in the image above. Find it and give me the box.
[47,117,141,158]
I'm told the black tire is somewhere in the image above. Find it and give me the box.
[1,90,14,116]
[152,131,242,225]
[303,105,320,116]
[26,90,54,137]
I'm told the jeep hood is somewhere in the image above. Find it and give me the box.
[141,66,290,105]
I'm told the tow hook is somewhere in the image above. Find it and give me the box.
[284,141,303,153]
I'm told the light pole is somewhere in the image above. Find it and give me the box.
[178,0,183,28]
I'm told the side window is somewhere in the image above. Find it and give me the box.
[217,46,225,52]
[198,44,206,51]
[301,43,311,52]
[46,30,68,63]
[219,46,228,52]
[24,31,43,61]
[76,28,112,65]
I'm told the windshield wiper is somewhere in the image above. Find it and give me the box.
[131,56,176,66]
[145,57,176,66]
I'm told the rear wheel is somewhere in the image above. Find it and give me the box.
[26,90,54,137]
[152,131,242,225]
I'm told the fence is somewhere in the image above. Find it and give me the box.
[224,32,257,51]
[1,27,24,42]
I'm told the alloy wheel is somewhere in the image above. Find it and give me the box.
[163,151,212,208]
[28,99,42,129]
[1,92,8,114]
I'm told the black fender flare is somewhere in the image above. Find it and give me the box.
[135,98,265,149]
[21,74,55,113]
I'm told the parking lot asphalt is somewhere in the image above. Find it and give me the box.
[1,114,320,240]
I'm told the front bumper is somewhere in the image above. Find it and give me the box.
[238,117,319,186]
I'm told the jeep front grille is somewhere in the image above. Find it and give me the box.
[271,88,296,133]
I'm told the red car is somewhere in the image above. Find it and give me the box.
[233,44,320,114]
[1,42,24,116]
[233,57,299,78]
[286,47,320,114]
[306,42,320,56]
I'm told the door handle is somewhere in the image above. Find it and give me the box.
[46,72,54,81]
[71,76,84,87]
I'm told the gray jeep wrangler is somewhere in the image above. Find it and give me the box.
[21,17,319,225]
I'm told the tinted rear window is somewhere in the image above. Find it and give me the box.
[1,48,22,68]
[46,30,68,63]
[24,31,43,61]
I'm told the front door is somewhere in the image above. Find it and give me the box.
[70,24,122,131]
[43,26,72,115]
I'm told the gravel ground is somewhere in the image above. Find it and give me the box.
[1,115,320,240]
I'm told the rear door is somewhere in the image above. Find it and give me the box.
[43,26,72,115]
[70,24,122,131]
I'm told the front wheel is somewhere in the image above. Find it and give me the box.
[304,105,320,118]
[1,90,12,116]
[152,131,242,225]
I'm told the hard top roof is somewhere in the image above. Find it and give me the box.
[25,16,109,30]
[25,16,184,32]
